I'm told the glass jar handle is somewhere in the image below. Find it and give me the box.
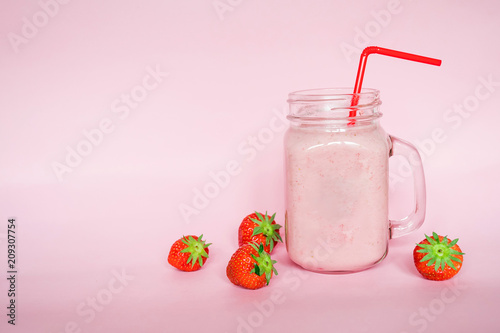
[389,135,426,239]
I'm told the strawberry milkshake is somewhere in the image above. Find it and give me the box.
[285,88,391,272]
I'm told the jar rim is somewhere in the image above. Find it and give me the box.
[287,87,382,123]
[288,87,380,103]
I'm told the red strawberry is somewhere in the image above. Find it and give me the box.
[238,212,282,253]
[226,243,278,290]
[168,235,211,272]
[413,232,465,281]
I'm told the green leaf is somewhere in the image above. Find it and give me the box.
[449,238,459,247]
[434,258,442,271]
[417,244,432,253]
[253,263,260,276]
[427,257,436,267]
[444,257,457,271]
[252,226,263,237]
[420,253,434,262]
[249,243,260,252]
[417,247,432,253]
[271,261,278,276]
[265,271,271,285]
[425,234,437,245]
[255,211,265,222]
[187,253,194,266]
[440,259,446,271]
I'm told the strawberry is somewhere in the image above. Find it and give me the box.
[226,243,278,290]
[168,235,211,272]
[413,232,465,281]
[238,212,282,253]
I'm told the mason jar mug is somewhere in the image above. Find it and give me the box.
[284,88,426,273]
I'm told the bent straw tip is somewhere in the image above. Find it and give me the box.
[362,46,442,67]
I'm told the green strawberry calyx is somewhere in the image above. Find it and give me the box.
[250,211,283,252]
[416,232,465,272]
[180,234,212,268]
[249,243,278,285]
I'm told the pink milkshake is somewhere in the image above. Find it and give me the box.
[285,120,390,272]
[284,88,426,273]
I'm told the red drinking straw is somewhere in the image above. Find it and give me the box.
[349,46,442,120]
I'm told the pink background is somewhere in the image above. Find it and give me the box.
[1,0,499,332]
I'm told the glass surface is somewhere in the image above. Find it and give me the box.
[285,88,425,273]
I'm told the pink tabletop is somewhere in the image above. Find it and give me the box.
[1,1,499,332]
